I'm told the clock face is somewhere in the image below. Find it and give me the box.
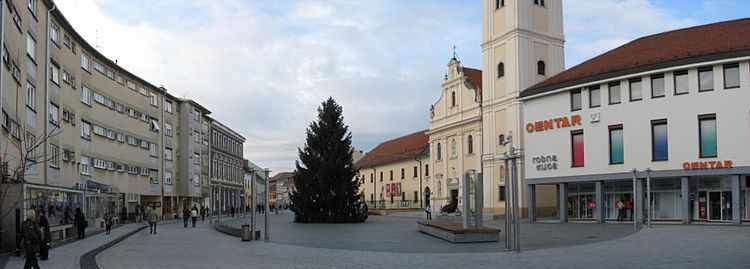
[590,113,600,123]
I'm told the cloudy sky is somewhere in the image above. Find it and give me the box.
[54,0,747,173]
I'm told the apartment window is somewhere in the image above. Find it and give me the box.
[126,80,136,90]
[81,121,91,140]
[50,23,59,44]
[608,82,621,104]
[106,130,115,140]
[149,93,158,107]
[50,144,59,168]
[451,92,456,107]
[698,67,714,92]
[107,161,115,171]
[127,165,138,174]
[609,125,624,164]
[537,60,546,75]
[467,135,474,154]
[50,63,60,85]
[651,119,668,161]
[194,110,200,121]
[28,0,36,14]
[26,35,35,61]
[165,123,173,137]
[194,131,200,143]
[629,79,642,101]
[570,89,582,111]
[571,130,584,167]
[723,63,740,89]
[150,170,159,184]
[497,62,504,78]
[674,70,688,95]
[498,186,505,201]
[150,120,161,133]
[81,53,90,72]
[26,84,35,110]
[698,114,717,158]
[436,143,442,160]
[62,149,74,162]
[165,148,173,161]
[588,86,601,108]
[165,172,173,185]
[81,85,91,105]
[116,133,125,143]
[93,158,107,169]
[49,103,59,125]
[164,100,173,113]
[651,75,665,98]
[80,156,90,175]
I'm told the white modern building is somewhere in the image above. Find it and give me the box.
[521,18,750,224]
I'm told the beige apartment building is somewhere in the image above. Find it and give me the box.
[356,131,429,210]
[0,0,244,250]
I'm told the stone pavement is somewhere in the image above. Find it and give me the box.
[4,223,145,269]
[97,213,750,269]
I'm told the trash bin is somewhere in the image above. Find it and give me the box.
[241,224,251,241]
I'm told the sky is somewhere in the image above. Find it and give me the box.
[53,0,748,173]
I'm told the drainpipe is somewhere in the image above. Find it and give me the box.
[415,158,422,208]
[43,4,57,186]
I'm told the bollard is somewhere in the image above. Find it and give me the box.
[241,224,251,241]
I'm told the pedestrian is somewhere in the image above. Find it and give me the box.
[616,199,625,221]
[191,206,198,228]
[200,207,206,222]
[104,212,113,235]
[21,210,41,269]
[74,208,86,239]
[36,209,50,261]
[148,206,159,234]
[625,198,634,221]
[425,205,432,220]
[230,206,235,217]
[182,207,190,228]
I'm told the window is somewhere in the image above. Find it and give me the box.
[698,114,717,158]
[165,123,173,137]
[425,164,429,176]
[451,139,456,156]
[570,89,582,111]
[164,100,173,113]
[724,63,740,89]
[400,168,404,179]
[149,143,158,157]
[629,79,642,101]
[93,92,105,104]
[467,135,473,154]
[50,63,60,85]
[92,125,106,136]
[117,133,125,142]
[107,161,116,171]
[537,60,546,75]
[126,80,136,90]
[165,172,173,185]
[28,0,36,14]
[81,121,91,140]
[571,130,584,167]
[150,120,161,133]
[608,82,621,104]
[498,186,505,201]
[495,0,505,9]
[194,110,200,121]
[609,125,624,164]
[698,67,713,92]
[436,143,442,160]
[651,75,665,98]
[389,170,393,181]
[589,86,601,108]
[26,35,35,61]
[50,144,59,168]
[451,92,456,107]
[651,119,668,161]
[50,23,59,44]
[49,103,59,125]
[106,130,115,140]
[26,84,35,110]
[127,165,139,174]
[149,93,158,107]
[194,131,200,143]
[81,53,90,72]
[80,156,90,175]
[413,166,418,178]
[93,158,107,169]
[674,70,688,95]
[62,149,74,162]
[150,170,159,184]
[165,148,173,161]
[62,109,75,124]
[380,172,383,181]
[193,174,200,186]
[81,85,91,105]
[497,62,504,78]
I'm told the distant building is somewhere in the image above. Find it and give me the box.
[270,172,295,208]
[243,159,267,209]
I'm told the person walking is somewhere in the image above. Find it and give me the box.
[74,208,86,239]
[425,205,432,220]
[21,210,42,269]
[625,198,634,221]
[190,206,198,228]
[200,206,206,222]
[148,207,159,234]
[616,199,625,221]
[182,207,190,228]
[104,212,113,235]
[36,210,50,260]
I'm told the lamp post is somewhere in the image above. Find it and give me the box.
[264,168,270,241]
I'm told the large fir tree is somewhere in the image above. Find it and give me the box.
[290,97,368,223]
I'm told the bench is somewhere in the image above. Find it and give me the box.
[417,220,500,243]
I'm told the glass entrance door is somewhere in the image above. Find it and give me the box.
[708,191,732,221]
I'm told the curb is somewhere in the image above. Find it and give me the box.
[79,225,147,269]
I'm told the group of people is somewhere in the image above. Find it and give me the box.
[182,205,203,228]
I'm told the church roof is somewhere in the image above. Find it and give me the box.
[463,67,482,91]
[523,17,750,98]
[355,130,428,169]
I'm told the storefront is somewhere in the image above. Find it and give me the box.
[24,184,83,227]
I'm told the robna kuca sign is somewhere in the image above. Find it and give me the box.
[526,115,582,133]
[532,155,558,171]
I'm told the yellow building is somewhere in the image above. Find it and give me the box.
[356,131,429,210]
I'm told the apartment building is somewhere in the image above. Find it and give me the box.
[0,0,243,250]
[209,119,245,215]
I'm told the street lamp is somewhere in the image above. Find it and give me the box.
[264,168,270,241]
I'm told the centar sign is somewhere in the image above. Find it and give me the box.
[526,115,582,133]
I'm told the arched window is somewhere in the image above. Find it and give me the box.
[497,62,504,78]
[467,135,473,154]
[537,60,546,76]
[437,143,442,160]
[451,91,456,107]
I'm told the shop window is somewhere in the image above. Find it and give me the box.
[608,82,621,104]
[629,78,642,101]
[609,125,624,164]
[651,75,665,98]
[571,130,584,167]
[698,67,714,92]
[698,114,717,158]
[651,119,668,161]
[589,86,600,108]
[674,70,689,95]
[570,89,582,111]
[723,63,740,89]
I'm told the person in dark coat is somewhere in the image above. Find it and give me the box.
[21,210,41,269]
[182,208,190,228]
[37,209,51,260]
[104,212,113,235]
[74,208,86,239]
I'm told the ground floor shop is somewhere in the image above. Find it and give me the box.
[528,172,750,224]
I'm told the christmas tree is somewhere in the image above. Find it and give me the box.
[290,97,368,223]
